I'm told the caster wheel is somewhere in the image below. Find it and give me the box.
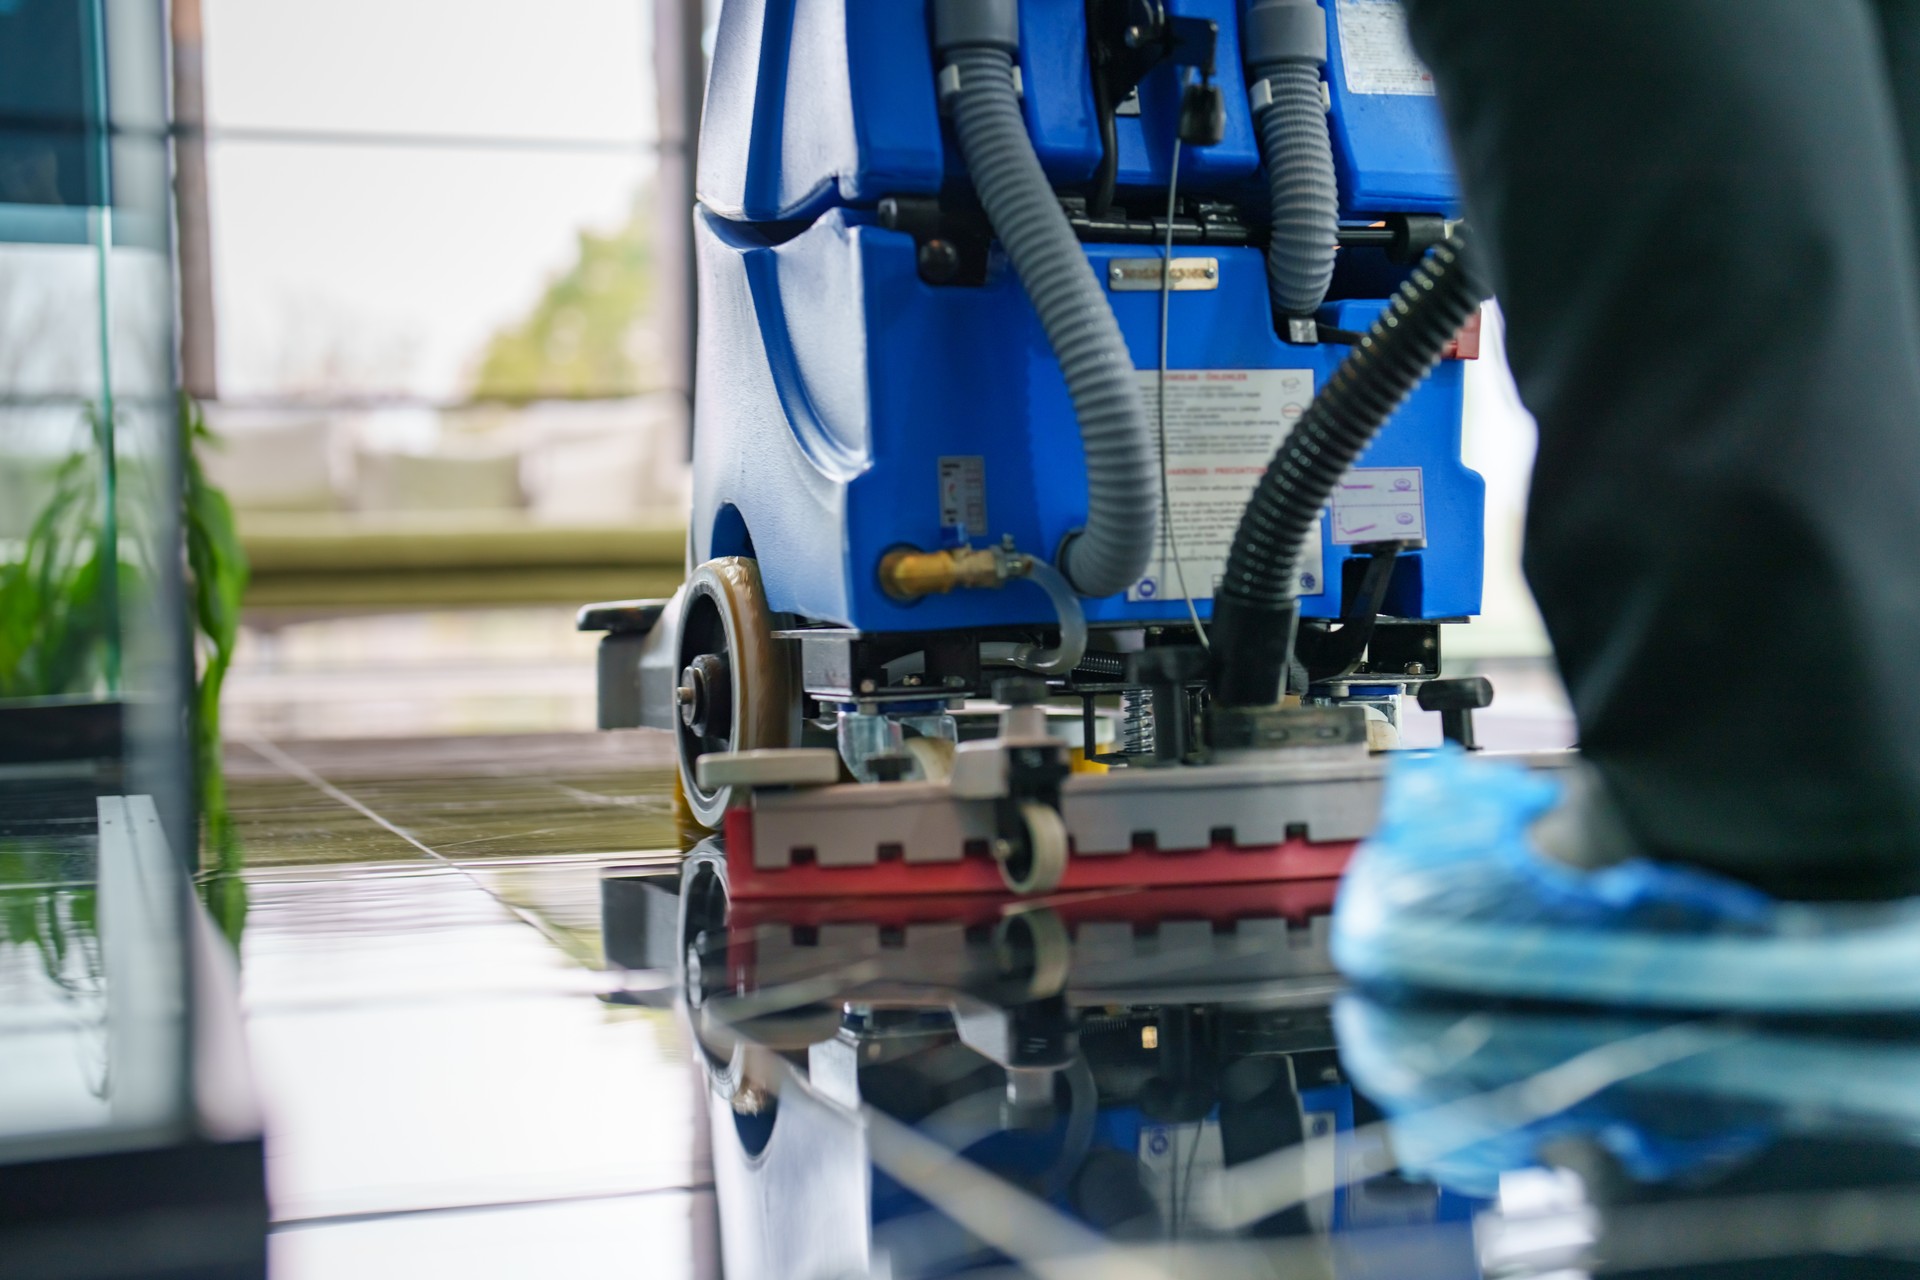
[997,801,1069,896]
[674,558,797,829]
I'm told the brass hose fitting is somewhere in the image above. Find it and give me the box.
[877,541,1088,675]
[878,545,1022,600]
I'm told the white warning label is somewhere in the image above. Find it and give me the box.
[1128,369,1327,603]
[938,455,987,535]
[1332,466,1427,544]
[1335,0,1436,97]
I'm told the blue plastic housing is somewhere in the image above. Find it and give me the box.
[1321,0,1458,212]
[698,0,1453,222]
[691,0,1481,635]
[692,207,1482,631]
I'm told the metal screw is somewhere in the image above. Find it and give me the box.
[1109,263,1125,283]
[1203,263,1217,278]
[991,837,1016,862]
[859,678,878,694]
[904,674,923,687]
[676,685,695,705]
[1403,662,1426,676]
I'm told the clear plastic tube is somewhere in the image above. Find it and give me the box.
[979,557,1089,676]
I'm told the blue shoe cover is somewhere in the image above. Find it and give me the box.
[1333,995,1920,1199]
[1333,996,1778,1198]
[1330,749,1920,1012]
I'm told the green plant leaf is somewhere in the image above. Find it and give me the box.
[181,394,251,885]
[0,421,112,699]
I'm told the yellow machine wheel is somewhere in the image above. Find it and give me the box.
[670,772,705,853]
[673,557,797,829]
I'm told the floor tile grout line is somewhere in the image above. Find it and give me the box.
[240,849,677,882]
[269,1182,718,1231]
[235,734,595,964]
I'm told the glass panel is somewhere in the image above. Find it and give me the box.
[0,0,194,1166]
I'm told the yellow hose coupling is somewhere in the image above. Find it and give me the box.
[878,545,1028,600]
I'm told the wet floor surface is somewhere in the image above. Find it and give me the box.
[672,866,1920,1280]
[111,687,1920,1277]
[224,732,681,871]
[214,731,715,1277]
[9,656,1917,1277]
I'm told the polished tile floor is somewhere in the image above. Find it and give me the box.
[213,677,1920,1279]
[228,667,1578,1277]
[223,731,715,1278]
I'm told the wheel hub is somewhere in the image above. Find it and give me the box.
[680,652,732,739]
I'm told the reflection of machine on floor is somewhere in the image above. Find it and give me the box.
[601,852,1483,1277]
[584,0,1496,894]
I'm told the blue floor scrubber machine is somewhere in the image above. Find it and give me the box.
[584,0,1493,896]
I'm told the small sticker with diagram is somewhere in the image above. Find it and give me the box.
[1331,467,1425,545]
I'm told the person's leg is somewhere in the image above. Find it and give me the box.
[1400,0,1920,899]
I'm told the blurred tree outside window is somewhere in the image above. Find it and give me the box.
[471,191,660,402]
[189,0,695,741]
[195,0,689,528]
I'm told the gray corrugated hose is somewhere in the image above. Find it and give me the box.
[942,45,1159,599]
[1255,61,1339,317]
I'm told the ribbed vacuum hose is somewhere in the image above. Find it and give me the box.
[1210,230,1489,707]
[1254,63,1339,317]
[943,45,1159,599]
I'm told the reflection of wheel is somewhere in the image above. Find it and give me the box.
[997,802,1069,896]
[994,908,1072,999]
[674,558,797,828]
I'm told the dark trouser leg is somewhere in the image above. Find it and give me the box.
[1880,1,1920,268]
[1401,0,1920,899]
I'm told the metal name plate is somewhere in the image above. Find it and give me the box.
[1106,257,1220,291]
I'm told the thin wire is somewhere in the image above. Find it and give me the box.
[1158,128,1209,648]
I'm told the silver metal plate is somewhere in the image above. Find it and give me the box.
[1107,257,1220,292]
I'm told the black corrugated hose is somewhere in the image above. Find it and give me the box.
[1209,228,1490,707]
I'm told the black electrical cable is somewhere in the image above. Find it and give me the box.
[1209,229,1489,707]
[1090,78,1120,218]
[1293,543,1398,683]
